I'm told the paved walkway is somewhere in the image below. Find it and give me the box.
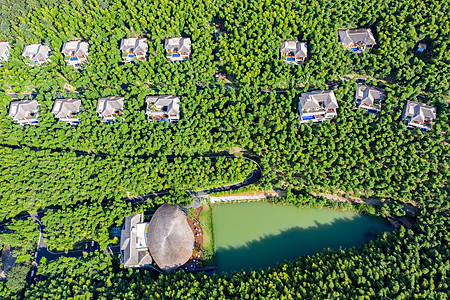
[209,190,286,203]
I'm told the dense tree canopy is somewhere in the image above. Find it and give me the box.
[0,0,449,298]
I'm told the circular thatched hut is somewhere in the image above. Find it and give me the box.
[147,204,195,271]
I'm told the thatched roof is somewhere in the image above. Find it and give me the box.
[147,204,194,271]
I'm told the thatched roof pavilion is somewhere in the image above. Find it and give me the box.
[147,204,195,271]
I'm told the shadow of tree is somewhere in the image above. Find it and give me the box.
[216,216,393,274]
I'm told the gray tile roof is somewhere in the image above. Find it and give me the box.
[120,38,148,54]
[402,100,436,123]
[355,85,385,106]
[0,42,11,60]
[51,98,82,119]
[22,44,51,61]
[61,41,89,57]
[96,96,124,118]
[164,37,191,53]
[145,95,180,119]
[338,29,376,47]
[280,41,307,57]
[120,214,152,268]
[299,90,338,110]
[8,100,39,121]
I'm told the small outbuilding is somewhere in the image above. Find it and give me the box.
[147,204,195,271]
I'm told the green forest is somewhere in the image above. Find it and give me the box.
[0,0,449,298]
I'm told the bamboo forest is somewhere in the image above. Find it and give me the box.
[0,0,449,298]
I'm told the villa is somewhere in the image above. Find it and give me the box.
[298,90,338,124]
[51,98,82,126]
[145,95,180,123]
[22,44,51,66]
[0,42,11,66]
[8,99,40,126]
[120,38,148,63]
[120,214,152,268]
[96,96,124,123]
[280,41,308,65]
[354,85,385,114]
[338,29,376,53]
[61,41,89,69]
[165,37,191,62]
[120,204,195,271]
[402,100,436,131]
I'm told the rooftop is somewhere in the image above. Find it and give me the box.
[299,90,339,110]
[147,204,195,271]
[338,29,376,47]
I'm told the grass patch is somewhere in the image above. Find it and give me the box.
[198,203,216,267]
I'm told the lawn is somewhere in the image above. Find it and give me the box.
[198,203,216,267]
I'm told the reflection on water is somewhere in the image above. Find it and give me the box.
[214,202,393,273]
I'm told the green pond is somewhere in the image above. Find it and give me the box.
[213,202,393,273]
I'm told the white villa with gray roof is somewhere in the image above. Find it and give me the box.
[52,98,82,126]
[22,44,51,66]
[402,100,436,131]
[8,100,40,126]
[355,85,385,113]
[145,95,180,123]
[165,37,191,62]
[298,90,338,124]
[61,41,89,69]
[120,38,148,63]
[338,29,376,53]
[96,96,124,123]
[0,42,11,66]
[280,41,307,65]
[120,214,152,268]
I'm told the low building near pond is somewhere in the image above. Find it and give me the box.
[120,204,195,272]
[61,41,89,69]
[0,42,11,66]
[52,98,82,126]
[96,96,124,123]
[145,95,180,123]
[22,44,51,66]
[280,41,308,65]
[120,214,152,268]
[8,99,40,126]
[354,85,385,114]
[338,28,376,53]
[148,204,195,272]
[298,90,338,124]
[120,38,148,63]
[402,100,436,131]
[165,37,191,62]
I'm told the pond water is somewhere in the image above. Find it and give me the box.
[214,202,393,273]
